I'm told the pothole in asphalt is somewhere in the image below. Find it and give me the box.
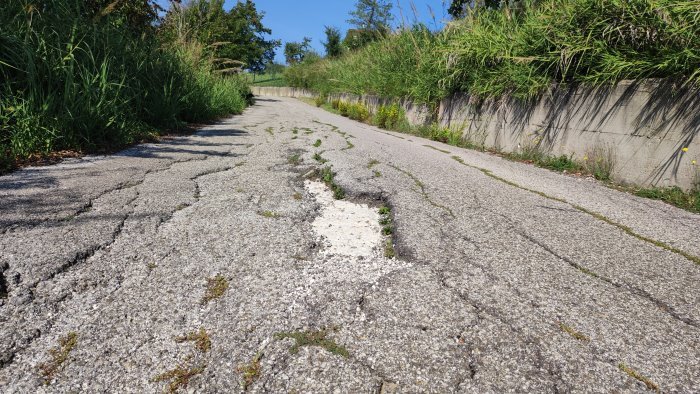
[305,180,381,257]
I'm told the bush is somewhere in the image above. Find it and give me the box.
[0,0,250,171]
[337,101,350,117]
[583,145,616,181]
[347,103,370,121]
[374,104,405,130]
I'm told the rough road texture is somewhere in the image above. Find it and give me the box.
[1,96,698,393]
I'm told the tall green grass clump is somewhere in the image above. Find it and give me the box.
[288,0,700,102]
[445,0,700,99]
[0,0,250,172]
[286,25,447,104]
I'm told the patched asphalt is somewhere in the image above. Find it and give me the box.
[1,96,698,393]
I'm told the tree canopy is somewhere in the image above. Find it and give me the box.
[448,0,503,18]
[161,0,279,73]
[347,0,394,31]
[323,26,343,58]
[284,37,313,64]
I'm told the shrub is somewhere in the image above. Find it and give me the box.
[347,102,369,121]
[0,0,250,172]
[374,104,406,130]
[583,144,616,181]
[337,101,350,117]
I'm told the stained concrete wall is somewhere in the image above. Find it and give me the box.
[250,87,316,98]
[253,81,700,190]
[439,80,700,189]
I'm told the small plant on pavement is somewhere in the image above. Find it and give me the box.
[201,274,229,305]
[319,167,345,199]
[237,352,263,390]
[37,332,78,384]
[175,328,212,353]
[275,329,349,358]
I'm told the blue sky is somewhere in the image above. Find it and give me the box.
[155,0,450,63]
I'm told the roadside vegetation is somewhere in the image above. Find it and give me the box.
[0,0,278,173]
[287,0,700,103]
[287,0,700,212]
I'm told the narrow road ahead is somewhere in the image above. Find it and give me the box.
[1,97,698,392]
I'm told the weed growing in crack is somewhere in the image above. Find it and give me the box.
[258,210,280,219]
[450,153,700,266]
[275,329,349,358]
[235,161,246,167]
[558,323,589,342]
[37,332,78,384]
[265,127,273,136]
[635,186,700,213]
[201,274,229,305]
[384,238,396,258]
[368,159,380,169]
[292,128,299,134]
[313,139,322,147]
[618,363,659,392]
[388,164,455,218]
[288,153,302,165]
[147,262,158,270]
[313,152,328,163]
[175,328,211,353]
[373,170,382,177]
[237,352,263,390]
[319,167,345,199]
[293,192,302,200]
[423,144,451,154]
[175,203,189,211]
[379,205,396,258]
[154,355,207,394]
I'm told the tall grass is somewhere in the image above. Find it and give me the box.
[286,25,446,105]
[0,0,250,171]
[287,0,700,102]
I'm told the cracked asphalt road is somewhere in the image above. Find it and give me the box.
[1,96,699,393]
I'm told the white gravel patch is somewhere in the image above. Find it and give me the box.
[306,180,381,257]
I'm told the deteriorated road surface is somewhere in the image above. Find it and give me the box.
[1,97,699,393]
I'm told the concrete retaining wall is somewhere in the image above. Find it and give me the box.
[253,81,700,190]
[251,86,316,98]
[439,80,699,189]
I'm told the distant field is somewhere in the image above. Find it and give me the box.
[246,74,287,87]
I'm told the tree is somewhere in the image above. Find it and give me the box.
[86,0,162,32]
[345,0,393,50]
[284,37,312,65]
[347,0,393,32]
[161,0,280,74]
[323,26,343,58]
[448,0,502,18]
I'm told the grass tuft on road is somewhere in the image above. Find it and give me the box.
[37,332,78,384]
[201,274,229,305]
[275,329,349,358]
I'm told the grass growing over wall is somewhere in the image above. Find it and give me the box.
[287,0,700,103]
[0,0,250,173]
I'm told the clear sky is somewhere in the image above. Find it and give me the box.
[155,0,450,63]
